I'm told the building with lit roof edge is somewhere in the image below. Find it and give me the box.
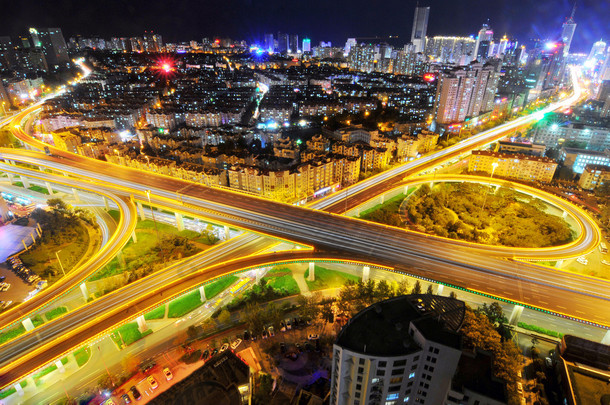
[330,294,509,405]
[469,150,558,182]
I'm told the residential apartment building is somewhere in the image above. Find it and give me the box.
[560,148,610,174]
[578,164,610,190]
[468,150,558,182]
[533,122,610,150]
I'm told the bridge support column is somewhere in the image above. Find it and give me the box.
[22,318,35,331]
[72,188,80,203]
[362,266,370,282]
[355,206,360,217]
[562,210,568,219]
[379,194,385,204]
[256,268,264,283]
[55,359,66,373]
[80,283,89,301]
[199,286,206,302]
[224,225,230,241]
[102,196,110,210]
[117,250,126,269]
[136,201,146,221]
[437,284,444,295]
[429,181,434,188]
[131,230,138,244]
[509,305,524,326]
[6,172,13,184]
[45,181,54,195]
[136,315,148,333]
[554,260,563,268]
[404,185,409,195]
[308,262,315,281]
[20,175,30,189]
[601,330,610,345]
[175,212,184,231]
[14,382,24,397]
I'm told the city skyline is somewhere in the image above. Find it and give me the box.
[2,0,609,53]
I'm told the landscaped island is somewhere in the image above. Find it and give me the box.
[362,183,573,248]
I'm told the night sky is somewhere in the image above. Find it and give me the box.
[3,0,608,53]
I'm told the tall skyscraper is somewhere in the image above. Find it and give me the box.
[561,5,577,56]
[30,28,69,68]
[474,23,494,61]
[263,33,274,52]
[410,6,430,53]
[289,34,299,53]
[277,33,289,53]
[588,39,607,62]
[0,37,17,70]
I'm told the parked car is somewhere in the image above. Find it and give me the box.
[163,367,173,381]
[0,276,5,282]
[262,330,268,339]
[243,330,251,341]
[147,375,158,389]
[280,342,287,353]
[296,343,303,352]
[121,393,131,404]
[201,349,210,361]
[268,326,275,337]
[220,343,229,352]
[308,334,319,340]
[129,386,141,400]
[231,339,242,350]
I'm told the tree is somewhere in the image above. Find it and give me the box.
[217,309,231,324]
[476,302,508,327]
[535,371,546,382]
[426,284,434,295]
[186,325,199,339]
[394,279,410,296]
[374,280,393,301]
[121,353,140,375]
[297,293,321,322]
[412,280,422,294]
[449,291,458,299]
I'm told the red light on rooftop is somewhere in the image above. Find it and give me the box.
[423,73,436,83]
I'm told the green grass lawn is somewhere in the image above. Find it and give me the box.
[0,381,27,399]
[27,185,50,195]
[32,357,68,381]
[44,306,68,321]
[111,322,153,347]
[304,266,361,291]
[108,209,121,222]
[204,276,238,300]
[357,191,412,218]
[73,346,91,367]
[144,305,166,320]
[168,290,204,318]
[263,268,300,295]
[0,315,45,345]
[12,181,24,188]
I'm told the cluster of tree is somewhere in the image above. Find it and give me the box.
[225,278,291,313]
[405,183,573,247]
[252,373,274,405]
[360,196,404,226]
[595,183,610,233]
[460,306,522,405]
[30,198,95,245]
[152,234,198,262]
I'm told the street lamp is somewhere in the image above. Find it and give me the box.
[55,250,66,277]
[145,189,160,241]
[482,162,499,211]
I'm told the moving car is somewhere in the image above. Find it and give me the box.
[163,367,173,381]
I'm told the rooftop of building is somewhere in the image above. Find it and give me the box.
[149,350,250,405]
[583,164,610,173]
[562,147,610,156]
[451,350,507,403]
[335,294,464,357]
[472,150,556,163]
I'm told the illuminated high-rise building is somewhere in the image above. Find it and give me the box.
[29,28,69,68]
[410,6,430,53]
[0,36,17,70]
[561,5,577,56]
[345,38,357,55]
[277,32,289,53]
[425,36,476,64]
[263,33,274,52]
[588,40,607,62]
[289,34,299,53]
[474,23,494,61]
[302,38,311,53]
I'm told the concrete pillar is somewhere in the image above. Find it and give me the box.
[136,201,146,221]
[175,212,184,231]
[308,262,315,281]
[14,382,24,397]
[6,172,13,184]
[509,305,524,326]
[136,315,148,333]
[356,206,360,217]
[45,181,53,195]
[72,188,80,203]
[602,330,610,345]
[117,250,126,269]
[131,230,138,244]
[224,225,230,241]
[256,268,263,283]
[429,181,434,188]
[22,318,35,331]
[380,194,385,204]
[362,266,370,282]
[554,260,564,268]
[437,284,444,295]
[55,359,66,373]
[404,185,409,195]
[20,175,30,188]
[80,283,89,301]
[102,196,109,210]
[562,210,568,219]
[199,286,206,302]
